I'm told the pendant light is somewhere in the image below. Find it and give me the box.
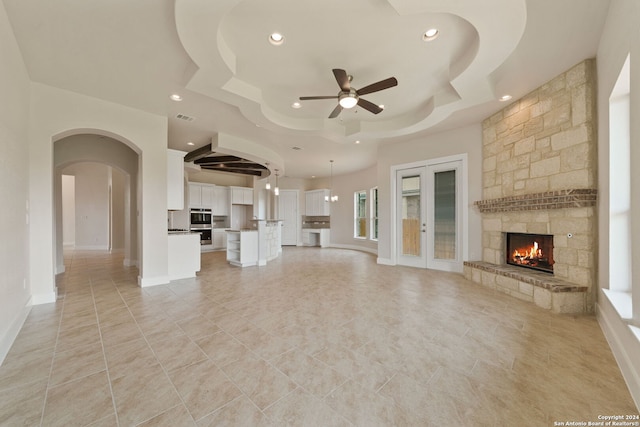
[265,162,271,190]
[325,160,338,202]
[274,169,280,196]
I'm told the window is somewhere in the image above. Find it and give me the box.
[354,190,367,238]
[603,53,634,322]
[370,187,378,241]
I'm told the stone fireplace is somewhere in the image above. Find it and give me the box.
[464,59,598,314]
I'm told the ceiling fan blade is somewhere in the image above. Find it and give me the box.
[328,104,343,118]
[299,96,338,100]
[357,98,383,114]
[332,69,350,91]
[356,77,398,96]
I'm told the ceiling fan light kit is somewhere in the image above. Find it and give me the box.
[299,68,398,118]
[338,90,358,108]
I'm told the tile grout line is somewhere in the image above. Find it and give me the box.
[38,280,66,427]
[90,267,122,427]
[118,283,199,426]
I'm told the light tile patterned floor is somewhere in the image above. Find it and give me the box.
[0,247,637,426]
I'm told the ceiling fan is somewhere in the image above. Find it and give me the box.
[299,69,398,119]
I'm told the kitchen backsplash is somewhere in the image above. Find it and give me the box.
[302,215,330,229]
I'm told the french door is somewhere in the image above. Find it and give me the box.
[426,161,462,272]
[395,158,464,272]
[396,167,427,268]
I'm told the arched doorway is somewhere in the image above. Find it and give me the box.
[53,133,140,275]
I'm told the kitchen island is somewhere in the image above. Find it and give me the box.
[226,220,282,267]
[168,231,201,279]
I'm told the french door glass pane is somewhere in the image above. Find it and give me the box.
[434,170,456,259]
[401,176,421,256]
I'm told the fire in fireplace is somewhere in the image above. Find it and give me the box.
[506,233,554,273]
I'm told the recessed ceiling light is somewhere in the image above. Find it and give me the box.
[292,102,301,109]
[499,94,512,102]
[355,140,361,144]
[169,94,183,102]
[422,29,439,41]
[187,141,194,146]
[269,32,284,46]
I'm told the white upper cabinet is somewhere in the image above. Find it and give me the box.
[188,183,202,207]
[201,185,215,208]
[189,182,230,213]
[213,186,229,215]
[167,149,187,210]
[189,182,215,209]
[305,189,330,216]
[231,187,253,205]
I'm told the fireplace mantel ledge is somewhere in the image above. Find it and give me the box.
[474,189,597,213]
[464,261,587,293]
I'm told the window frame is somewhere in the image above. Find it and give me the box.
[370,187,378,241]
[354,190,367,239]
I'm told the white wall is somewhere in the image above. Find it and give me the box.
[55,134,139,270]
[375,124,483,264]
[111,168,126,250]
[64,163,110,250]
[596,0,640,408]
[61,163,126,251]
[29,83,170,302]
[62,175,76,246]
[329,165,378,253]
[0,1,32,363]
[188,169,252,187]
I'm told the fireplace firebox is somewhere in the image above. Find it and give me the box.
[506,233,554,273]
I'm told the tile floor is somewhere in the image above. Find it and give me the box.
[0,247,637,426]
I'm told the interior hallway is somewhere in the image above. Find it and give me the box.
[0,247,637,426]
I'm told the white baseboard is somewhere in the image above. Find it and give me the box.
[597,301,640,410]
[74,245,109,250]
[376,257,395,266]
[32,289,57,305]
[56,263,65,274]
[329,244,378,256]
[0,299,32,366]
[138,275,170,288]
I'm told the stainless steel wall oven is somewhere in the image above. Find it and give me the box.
[190,208,212,245]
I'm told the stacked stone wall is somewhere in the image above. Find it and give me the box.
[482,59,596,199]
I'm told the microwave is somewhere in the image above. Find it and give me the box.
[190,208,212,228]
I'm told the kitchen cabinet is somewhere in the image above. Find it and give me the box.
[213,186,229,215]
[212,229,227,250]
[305,189,331,216]
[231,186,253,205]
[168,233,201,280]
[226,230,258,267]
[167,149,187,210]
[189,183,215,209]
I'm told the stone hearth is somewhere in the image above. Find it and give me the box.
[464,59,597,314]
